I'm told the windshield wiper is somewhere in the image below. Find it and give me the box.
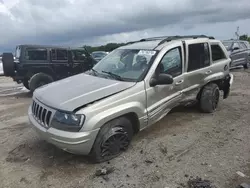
[91,68,99,75]
[102,71,124,81]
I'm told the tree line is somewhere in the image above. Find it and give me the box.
[239,34,250,42]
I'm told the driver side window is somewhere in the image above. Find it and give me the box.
[158,47,182,77]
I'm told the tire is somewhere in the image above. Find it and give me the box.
[243,62,249,69]
[29,73,54,92]
[2,53,15,76]
[199,83,220,113]
[23,78,30,90]
[89,117,134,163]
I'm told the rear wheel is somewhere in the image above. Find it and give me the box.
[89,117,134,163]
[199,83,220,113]
[29,73,54,92]
[2,53,15,76]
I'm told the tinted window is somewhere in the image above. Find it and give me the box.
[158,47,182,77]
[211,44,226,62]
[52,49,68,61]
[187,43,210,72]
[239,42,247,49]
[25,48,47,61]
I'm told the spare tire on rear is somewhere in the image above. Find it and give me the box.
[29,73,54,92]
[2,53,15,76]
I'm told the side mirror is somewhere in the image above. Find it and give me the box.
[149,73,173,87]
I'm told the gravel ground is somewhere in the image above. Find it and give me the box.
[0,69,250,188]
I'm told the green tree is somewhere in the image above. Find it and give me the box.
[239,34,250,42]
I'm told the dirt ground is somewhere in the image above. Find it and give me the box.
[0,68,250,188]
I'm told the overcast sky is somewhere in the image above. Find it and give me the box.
[0,0,250,53]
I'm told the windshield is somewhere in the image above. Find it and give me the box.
[222,41,233,50]
[91,49,157,82]
[15,46,21,59]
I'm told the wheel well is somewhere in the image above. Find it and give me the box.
[124,112,140,134]
[197,80,224,100]
[25,68,55,80]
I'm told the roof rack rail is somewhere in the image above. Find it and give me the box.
[140,35,215,46]
[125,35,215,47]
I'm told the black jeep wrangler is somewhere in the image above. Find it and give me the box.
[2,45,97,92]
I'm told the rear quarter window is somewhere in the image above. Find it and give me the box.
[211,44,226,62]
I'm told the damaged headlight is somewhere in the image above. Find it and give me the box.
[51,111,85,132]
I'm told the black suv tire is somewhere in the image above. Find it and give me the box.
[29,73,54,92]
[2,53,15,76]
[199,83,220,113]
[89,117,134,163]
[23,78,30,90]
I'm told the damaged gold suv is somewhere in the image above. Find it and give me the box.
[28,35,233,162]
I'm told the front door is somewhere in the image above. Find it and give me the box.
[71,49,95,75]
[230,42,245,66]
[145,42,185,125]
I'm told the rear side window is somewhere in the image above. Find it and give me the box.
[211,44,226,62]
[187,43,210,72]
[51,49,68,61]
[25,48,47,61]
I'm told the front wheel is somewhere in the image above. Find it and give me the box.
[199,83,220,113]
[89,117,134,163]
[23,78,30,90]
[29,73,54,92]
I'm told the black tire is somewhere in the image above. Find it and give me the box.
[243,62,248,69]
[29,73,54,92]
[23,78,30,90]
[89,117,134,163]
[2,53,15,76]
[199,83,220,113]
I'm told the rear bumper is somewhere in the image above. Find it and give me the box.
[28,106,99,155]
[223,73,233,99]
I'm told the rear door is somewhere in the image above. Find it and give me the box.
[181,39,211,101]
[50,48,70,79]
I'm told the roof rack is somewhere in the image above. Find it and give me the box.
[125,35,215,47]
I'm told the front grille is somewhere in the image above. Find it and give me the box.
[32,100,52,127]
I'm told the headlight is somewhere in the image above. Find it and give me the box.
[50,111,85,132]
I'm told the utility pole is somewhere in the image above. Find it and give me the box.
[235,26,240,39]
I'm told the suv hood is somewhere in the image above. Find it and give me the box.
[34,73,136,111]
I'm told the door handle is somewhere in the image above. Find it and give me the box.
[205,70,212,75]
[175,80,184,85]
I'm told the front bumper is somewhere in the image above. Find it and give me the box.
[28,106,99,155]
